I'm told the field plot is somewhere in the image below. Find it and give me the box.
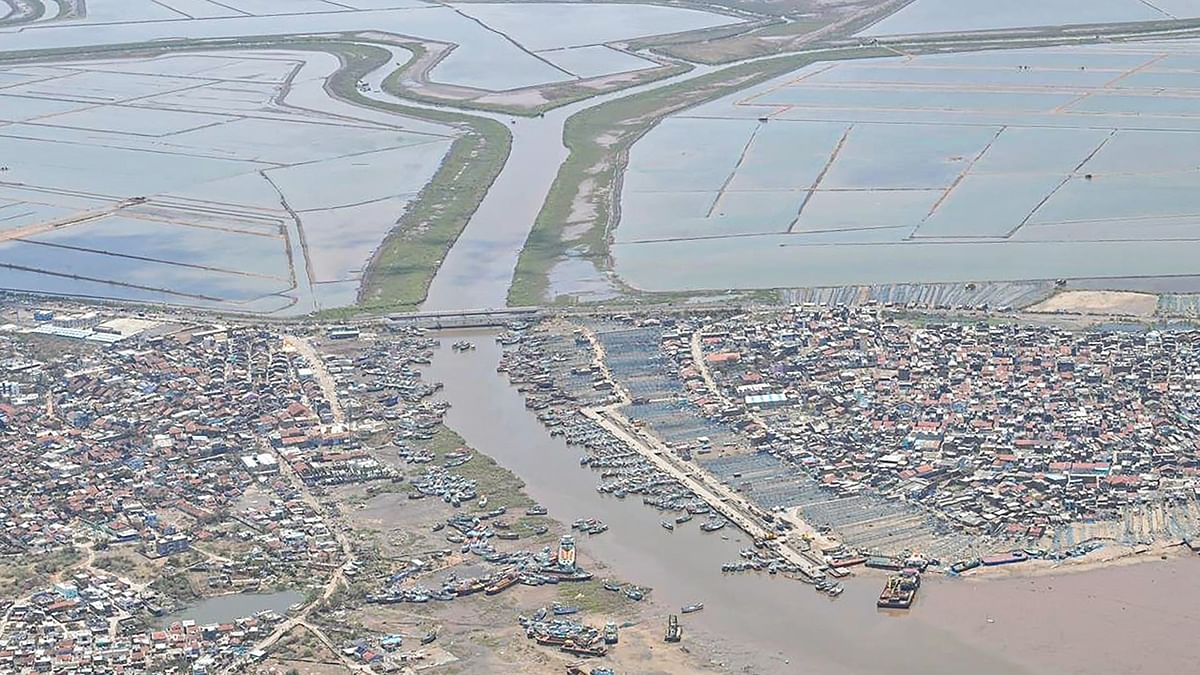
[613,41,1200,294]
[0,1,741,91]
[0,0,82,26]
[860,0,1200,35]
[0,52,455,314]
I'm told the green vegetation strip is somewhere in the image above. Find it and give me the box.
[422,426,537,512]
[318,45,512,315]
[379,50,694,118]
[507,48,882,307]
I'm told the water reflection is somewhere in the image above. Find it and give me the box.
[155,590,303,628]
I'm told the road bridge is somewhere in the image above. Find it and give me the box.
[385,307,541,329]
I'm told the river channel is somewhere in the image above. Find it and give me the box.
[419,59,734,312]
[424,329,1041,675]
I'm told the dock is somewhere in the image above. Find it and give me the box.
[581,405,827,580]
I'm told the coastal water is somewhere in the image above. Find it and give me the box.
[427,330,1200,674]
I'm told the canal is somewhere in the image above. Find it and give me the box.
[418,60,729,312]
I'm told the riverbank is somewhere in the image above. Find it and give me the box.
[299,330,729,675]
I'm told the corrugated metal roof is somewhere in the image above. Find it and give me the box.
[745,393,787,405]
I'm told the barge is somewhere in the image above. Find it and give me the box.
[877,569,920,610]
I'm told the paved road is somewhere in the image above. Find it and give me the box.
[284,335,345,425]
[230,343,361,673]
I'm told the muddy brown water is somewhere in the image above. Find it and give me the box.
[419,330,1200,674]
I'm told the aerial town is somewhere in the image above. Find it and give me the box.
[8,298,1200,673]
[7,0,1200,673]
[0,302,746,674]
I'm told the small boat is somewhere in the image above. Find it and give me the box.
[553,604,580,615]
[603,621,619,645]
[661,521,675,531]
[485,576,519,595]
[664,614,682,643]
[675,514,692,524]
[525,505,548,516]
[560,640,606,657]
[451,340,475,351]
[681,603,704,614]
[478,496,488,508]
[603,581,622,592]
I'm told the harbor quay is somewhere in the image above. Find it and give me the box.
[496,307,1200,610]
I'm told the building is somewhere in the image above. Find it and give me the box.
[155,533,191,557]
[744,392,788,408]
[240,452,280,475]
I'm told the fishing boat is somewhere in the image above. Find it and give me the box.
[603,622,619,645]
[877,571,920,609]
[675,514,693,524]
[660,521,675,531]
[681,603,704,614]
[455,580,486,596]
[485,575,519,595]
[664,615,682,643]
[451,340,475,351]
[536,633,566,647]
[557,570,593,582]
[603,581,622,592]
[949,558,982,574]
[561,640,606,657]
[700,518,727,533]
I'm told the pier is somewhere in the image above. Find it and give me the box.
[581,404,827,580]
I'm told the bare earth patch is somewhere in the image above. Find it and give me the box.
[1028,290,1159,316]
